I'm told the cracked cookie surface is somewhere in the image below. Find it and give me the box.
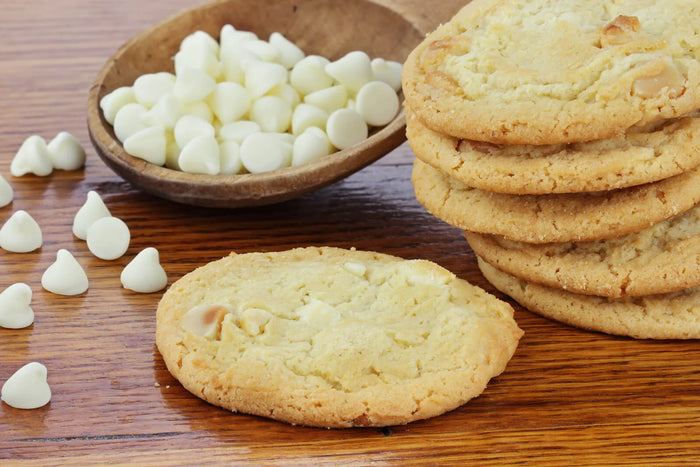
[156,247,522,428]
[478,258,700,339]
[402,0,700,144]
[412,158,700,243]
[467,202,700,297]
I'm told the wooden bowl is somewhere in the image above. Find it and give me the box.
[87,0,423,208]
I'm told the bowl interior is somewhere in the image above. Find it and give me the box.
[88,0,424,207]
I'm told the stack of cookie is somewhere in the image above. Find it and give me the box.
[402,0,700,339]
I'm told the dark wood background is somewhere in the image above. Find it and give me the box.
[2,0,699,464]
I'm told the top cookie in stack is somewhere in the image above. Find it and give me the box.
[403,0,700,146]
[402,0,700,339]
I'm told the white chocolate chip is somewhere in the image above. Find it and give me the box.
[355,81,400,126]
[10,135,53,177]
[290,55,333,96]
[0,173,13,208]
[123,125,167,166]
[178,135,221,175]
[325,51,372,94]
[99,86,136,125]
[180,30,219,56]
[180,100,213,123]
[120,247,168,293]
[240,132,292,173]
[86,216,130,260]
[326,108,368,150]
[292,127,331,166]
[1,362,51,409]
[291,103,328,136]
[245,61,288,98]
[183,304,230,338]
[240,307,271,336]
[249,96,292,133]
[303,85,348,113]
[266,83,301,108]
[72,190,111,240]
[113,103,149,143]
[173,67,216,103]
[41,249,89,295]
[343,261,367,278]
[268,32,305,69]
[0,283,34,329]
[218,120,261,143]
[0,210,42,253]
[132,72,176,107]
[219,52,245,84]
[47,131,86,171]
[145,93,183,129]
[242,39,280,62]
[220,46,259,84]
[370,58,403,92]
[208,82,252,124]
[164,136,181,171]
[174,115,215,148]
[219,141,243,174]
[174,43,221,80]
[220,25,258,50]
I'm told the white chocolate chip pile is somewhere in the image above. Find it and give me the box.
[0,180,168,413]
[100,25,403,175]
[1,362,51,409]
[0,283,34,329]
[11,132,86,177]
[0,210,43,253]
[41,249,89,296]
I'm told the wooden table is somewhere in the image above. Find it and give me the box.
[2,0,699,464]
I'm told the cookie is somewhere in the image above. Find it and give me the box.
[402,0,700,144]
[478,257,700,339]
[412,158,700,243]
[466,201,700,297]
[407,108,700,194]
[156,247,522,428]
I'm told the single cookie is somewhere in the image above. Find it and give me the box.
[478,257,700,339]
[466,201,700,297]
[412,158,700,243]
[407,108,700,194]
[156,247,522,428]
[402,0,700,144]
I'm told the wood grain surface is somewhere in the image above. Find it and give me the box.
[1,0,699,465]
